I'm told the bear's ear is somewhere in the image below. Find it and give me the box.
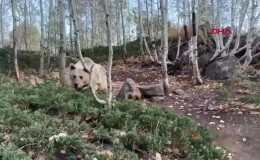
[83,68,90,73]
[69,64,76,70]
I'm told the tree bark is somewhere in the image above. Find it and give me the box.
[230,0,249,55]
[39,0,45,77]
[160,0,170,96]
[242,0,256,70]
[175,0,181,61]
[104,0,113,107]
[116,0,121,46]
[145,0,151,39]
[191,1,203,84]
[157,0,160,41]
[91,0,94,49]
[11,0,20,80]
[138,0,145,59]
[120,0,127,63]
[58,0,67,85]
[24,0,28,50]
[69,1,74,53]
[0,0,3,46]
[150,0,158,62]
[46,0,53,71]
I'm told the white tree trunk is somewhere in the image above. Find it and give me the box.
[24,0,28,50]
[58,0,67,85]
[120,0,127,62]
[175,0,181,61]
[145,0,150,39]
[85,14,89,48]
[182,0,192,62]
[11,0,20,80]
[150,0,158,62]
[230,0,249,55]
[242,0,256,70]
[46,0,53,71]
[91,0,94,49]
[70,0,107,105]
[69,1,74,53]
[157,0,160,40]
[104,0,113,107]
[191,1,203,84]
[160,0,170,96]
[209,0,221,61]
[139,0,153,61]
[0,0,3,46]
[116,0,121,46]
[39,0,45,77]
[137,0,145,58]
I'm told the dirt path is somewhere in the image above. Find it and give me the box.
[111,60,260,160]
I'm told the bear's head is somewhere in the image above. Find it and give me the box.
[69,63,90,90]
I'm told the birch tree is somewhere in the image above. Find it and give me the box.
[157,0,160,40]
[175,0,181,61]
[191,0,203,84]
[145,0,150,38]
[120,0,127,62]
[209,0,231,61]
[160,0,170,96]
[137,0,145,58]
[241,0,257,70]
[58,0,67,85]
[39,0,45,77]
[116,0,121,46]
[0,0,3,45]
[138,0,153,61]
[206,0,260,73]
[24,0,28,50]
[69,0,74,53]
[208,0,250,62]
[104,0,114,107]
[181,0,192,60]
[150,0,158,62]
[91,0,94,49]
[11,0,20,80]
[46,0,53,71]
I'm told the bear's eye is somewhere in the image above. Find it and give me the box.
[73,75,76,79]
[79,76,83,79]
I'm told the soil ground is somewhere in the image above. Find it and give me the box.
[111,58,260,160]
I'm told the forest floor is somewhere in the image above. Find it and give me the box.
[110,56,260,160]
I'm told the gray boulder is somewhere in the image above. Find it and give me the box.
[205,56,241,80]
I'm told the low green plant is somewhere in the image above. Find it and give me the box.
[239,95,260,105]
[0,75,225,159]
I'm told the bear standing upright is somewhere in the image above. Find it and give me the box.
[69,57,108,93]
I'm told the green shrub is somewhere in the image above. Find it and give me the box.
[0,75,225,159]
[239,95,260,105]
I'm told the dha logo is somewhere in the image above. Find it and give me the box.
[211,28,232,35]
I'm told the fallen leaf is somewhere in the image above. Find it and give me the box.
[192,133,202,140]
[98,150,113,158]
[155,152,162,160]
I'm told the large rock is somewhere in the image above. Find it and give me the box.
[116,78,142,100]
[137,84,165,98]
[116,78,165,100]
[198,53,213,68]
[205,56,241,80]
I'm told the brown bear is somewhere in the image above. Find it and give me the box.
[69,57,108,93]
